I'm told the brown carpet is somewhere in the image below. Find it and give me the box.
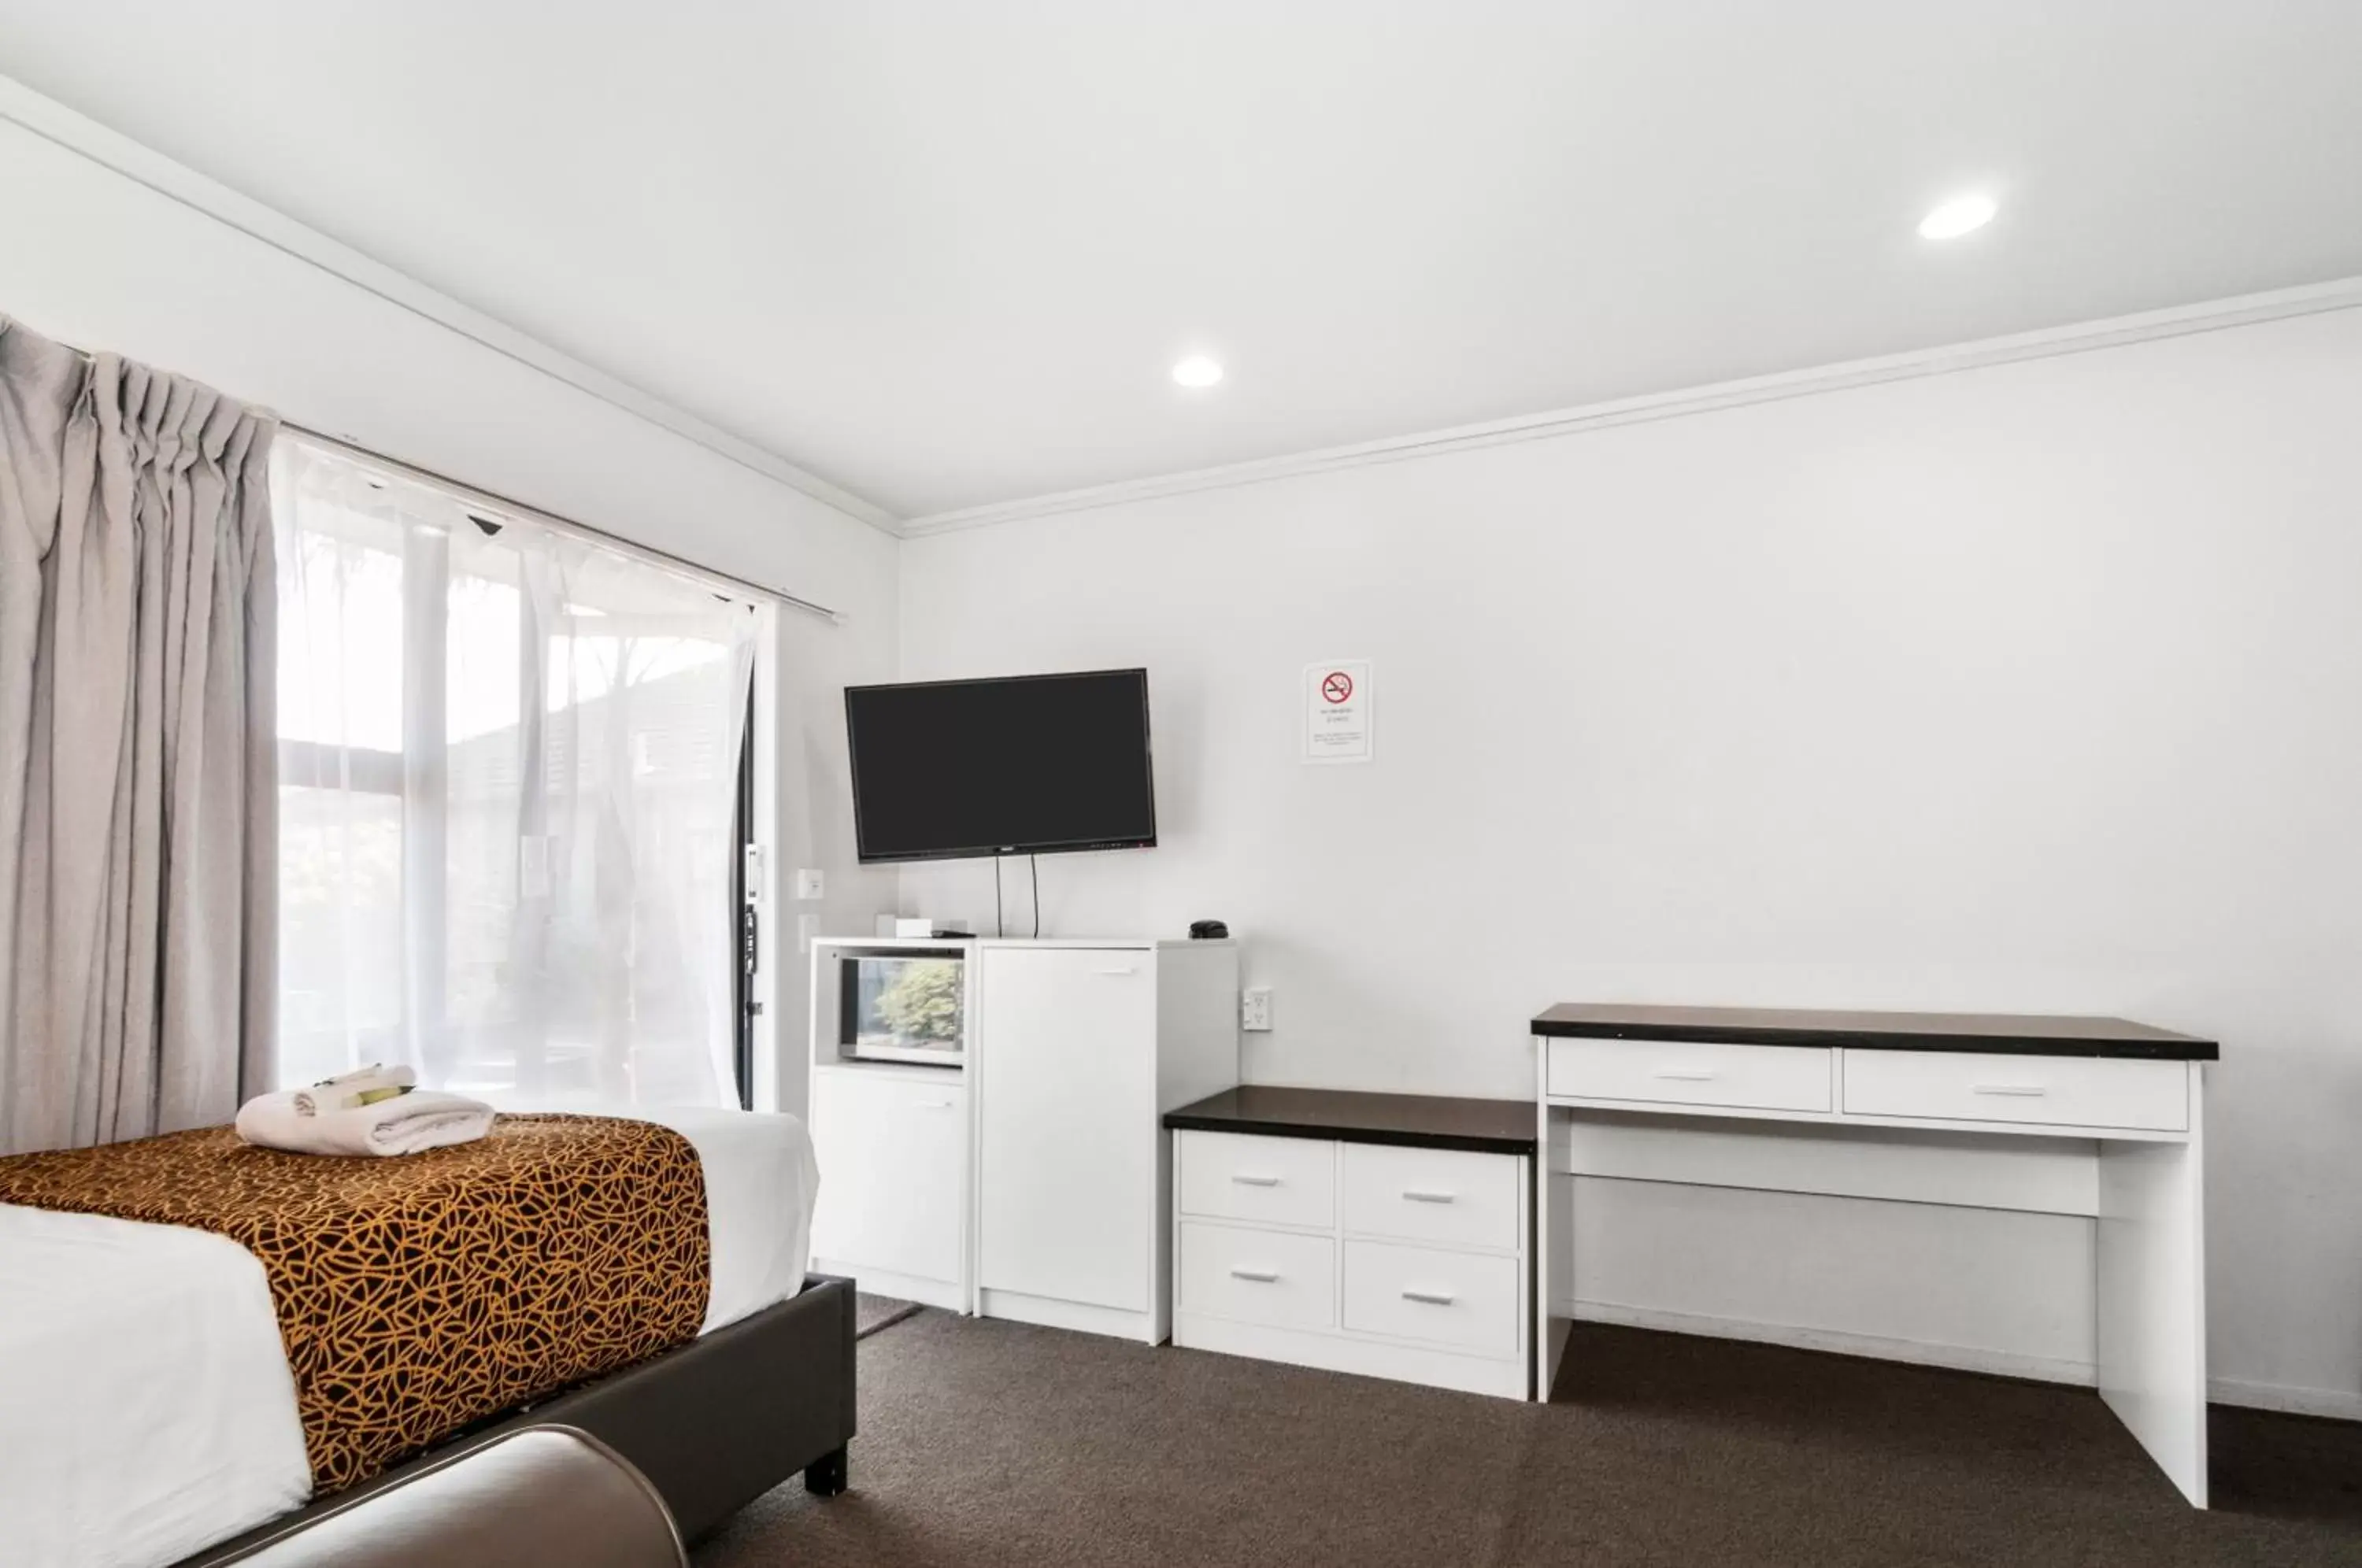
[855,1292,923,1340]
[696,1311,2362,1567]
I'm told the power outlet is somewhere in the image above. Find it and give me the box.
[1241,987,1273,1032]
[792,868,825,900]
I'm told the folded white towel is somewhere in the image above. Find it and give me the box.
[292,1063,419,1115]
[235,1089,495,1158]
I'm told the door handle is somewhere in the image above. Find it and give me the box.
[1229,1267,1279,1284]
[1971,1084,2048,1097]
[1400,1289,1456,1307]
[1401,1190,1457,1204]
[1231,1174,1282,1188]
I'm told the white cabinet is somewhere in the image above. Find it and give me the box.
[975,940,1239,1343]
[808,1067,968,1309]
[977,948,1157,1314]
[1172,1126,1533,1400]
[807,934,1238,1341]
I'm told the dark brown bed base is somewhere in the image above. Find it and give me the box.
[173,1274,858,1566]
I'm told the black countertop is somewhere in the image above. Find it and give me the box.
[1164,1085,1535,1155]
[1531,1003,2217,1061]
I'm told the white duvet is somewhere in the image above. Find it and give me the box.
[0,1105,818,1568]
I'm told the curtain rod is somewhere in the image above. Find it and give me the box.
[287,423,842,623]
[35,323,843,621]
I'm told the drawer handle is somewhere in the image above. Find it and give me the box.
[1230,1174,1282,1188]
[1652,1069,1720,1082]
[1971,1083,2049,1097]
[1228,1267,1280,1284]
[1400,1289,1457,1307]
[1401,1189,1457,1204]
[1091,965,1139,977]
[917,1100,957,1109]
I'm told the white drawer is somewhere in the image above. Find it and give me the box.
[1547,1037,1832,1113]
[1178,1221,1335,1329]
[1341,1240,1520,1356]
[1177,1130,1335,1229]
[1841,1049,2187,1132]
[1341,1143,1520,1252]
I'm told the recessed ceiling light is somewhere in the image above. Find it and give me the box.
[1918,194,1998,240]
[1171,355,1224,389]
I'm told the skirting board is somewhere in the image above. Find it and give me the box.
[1572,1299,2095,1387]
[979,1288,1159,1344]
[1569,1301,2362,1421]
[812,1259,966,1315]
[2208,1377,2362,1423]
[1175,1311,1527,1400]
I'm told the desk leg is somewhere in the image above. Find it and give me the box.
[1534,1078,1572,1402]
[2097,1064,2208,1507]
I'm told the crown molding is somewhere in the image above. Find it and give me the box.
[14,66,2356,548]
[903,276,2362,538]
[0,72,903,537]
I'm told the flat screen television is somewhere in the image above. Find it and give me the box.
[845,668,1157,863]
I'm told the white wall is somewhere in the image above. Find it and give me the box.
[17,90,2359,1415]
[762,587,900,1122]
[900,306,2362,1415]
[0,116,903,1113]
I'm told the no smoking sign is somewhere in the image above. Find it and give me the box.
[1305,660,1372,764]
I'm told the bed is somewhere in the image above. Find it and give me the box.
[0,1104,852,1568]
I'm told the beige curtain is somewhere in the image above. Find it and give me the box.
[0,316,278,1155]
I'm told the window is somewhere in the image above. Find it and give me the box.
[274,439,761,1108]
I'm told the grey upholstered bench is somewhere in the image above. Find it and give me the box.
[208,1425,687,1568]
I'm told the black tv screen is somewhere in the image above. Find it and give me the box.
[845,669,1157,863]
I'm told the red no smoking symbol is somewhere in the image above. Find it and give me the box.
[1320,671,1354,704]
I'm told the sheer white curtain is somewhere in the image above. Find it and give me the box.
[273,439,757,1108]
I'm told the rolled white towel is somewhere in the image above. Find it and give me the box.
[292,1063,419,1115]
[236,1089,494,1158]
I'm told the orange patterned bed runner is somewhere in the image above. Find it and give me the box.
[0,1114,710,1493]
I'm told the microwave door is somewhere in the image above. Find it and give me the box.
[843,955,964,1065]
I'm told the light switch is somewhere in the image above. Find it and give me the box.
[793,868,825,900]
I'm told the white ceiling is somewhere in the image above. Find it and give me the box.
[3,2,2359,522]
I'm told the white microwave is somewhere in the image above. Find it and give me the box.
[837,952,964,1066]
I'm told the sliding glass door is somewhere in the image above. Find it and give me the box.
[274,441,759,1108]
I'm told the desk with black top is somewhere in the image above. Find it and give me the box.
[1532,1003,2217,1506]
